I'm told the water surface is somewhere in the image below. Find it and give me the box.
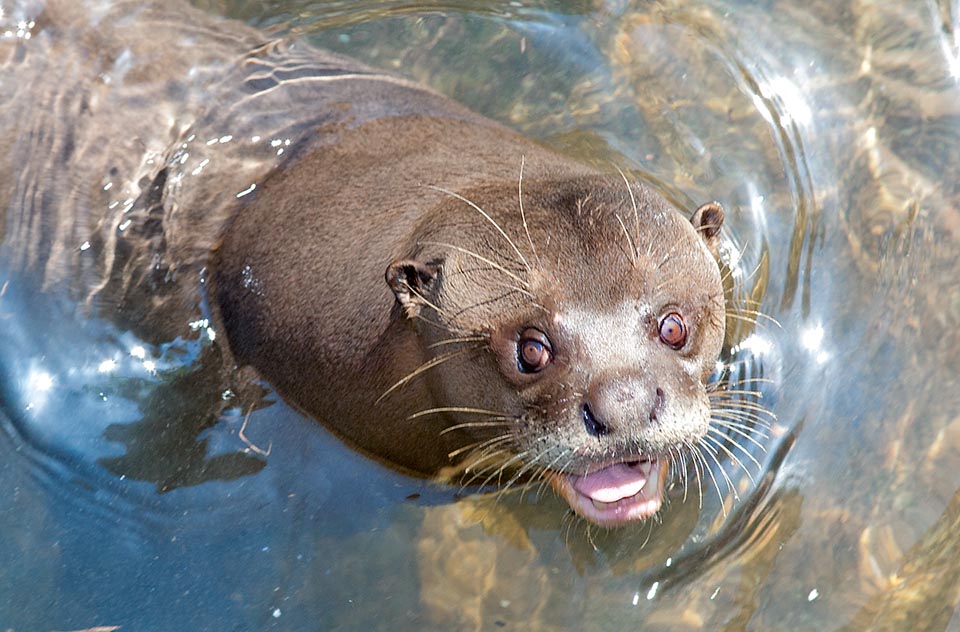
[1,0,958,629]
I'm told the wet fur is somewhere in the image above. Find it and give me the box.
[0,0,773,523]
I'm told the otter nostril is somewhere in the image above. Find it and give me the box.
[649,387,666,422]
[582,403,609,438]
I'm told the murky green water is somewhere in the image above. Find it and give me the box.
[1,0,958,629]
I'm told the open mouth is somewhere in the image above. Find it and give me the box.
[550,457,668,527]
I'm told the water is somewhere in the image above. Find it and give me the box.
[1,0,958,629]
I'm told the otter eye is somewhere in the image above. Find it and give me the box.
[659,312,687,349]
[517,329,552,373]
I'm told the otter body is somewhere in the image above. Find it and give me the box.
[1,0,726,526]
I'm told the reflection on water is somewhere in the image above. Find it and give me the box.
[1,0,959,629]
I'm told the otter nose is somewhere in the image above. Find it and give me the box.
[582,402,609,437]
[582,378,666,438]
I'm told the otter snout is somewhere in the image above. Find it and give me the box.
[582,376,667,439]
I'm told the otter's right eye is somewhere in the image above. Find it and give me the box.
[658,312,687,349]
[517,329,552,373]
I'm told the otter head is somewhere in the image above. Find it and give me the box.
[386,176,725,527]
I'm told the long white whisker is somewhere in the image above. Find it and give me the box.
[420,240,530,288]
[425,184,531,271]
[376,346,478,404]
[517,156,540,266]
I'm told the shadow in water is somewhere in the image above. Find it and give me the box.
[98,344,267,492]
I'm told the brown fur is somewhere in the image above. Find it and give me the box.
[0,0,727,517]
[212,87,726,478]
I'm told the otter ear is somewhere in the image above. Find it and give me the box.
[690,202,725,256]
[385,259,441,319]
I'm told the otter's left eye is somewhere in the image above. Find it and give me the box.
[517,329,553,373]
[659,312,687,349]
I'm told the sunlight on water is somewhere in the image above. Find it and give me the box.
[22,366,55,412]
[0,0,958,629]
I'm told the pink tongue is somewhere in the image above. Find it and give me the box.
[572,462,648,503]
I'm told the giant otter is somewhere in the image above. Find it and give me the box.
[1,0,726,526]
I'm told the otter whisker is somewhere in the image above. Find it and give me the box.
[708,396,775,414]
[450,288,531,320]
[497,449,542,491]
[533,449,571,498]
[561,512,579,546]
[718,236,754,287]
[585,523,599,551]
[446,263,528,278]
[513,463,542,503]
[710,412,772,429]
[441,418,516,437]
[530,466,552,498]
[725,310,781,329]
[410,311,463,334]
[710,419,771,445]
[461,447,513,479]
[728,305,779,320]
[614,213,639,266]
[710,403,775,424]
[653,274,683,295]
[639,513,656,549]
[475,450,530,490]
[736,302,775,322]
[736,294,768,309]
[705,429,762,474]
[459,447,516,490]
[711,401,776,423]
[615,167,641,253]
[712,375,778,388]
[445,275,546,315]
[708,390,775,410]
[507,450,566,497]
[689,446,705,510]
[397,279,460,321]
[517,156,541,266]
[708,384,774,397]
[740,248,769,285]
[376,345,480,404]
[723,307,759,325]
[709,395,775,414]
[499,454,545,498]
[522,449,568,500]
[425,184,532,271]
[452,439,513,471]
[654,235,688,272]
[514,448,568,490]
[475,277,537,300]
[531,463,563,504]
[448,433,514,459]
[445,264,532,292]
[420,240,530,289]
[408,406,511,420]
[692,443,728,517]
[462,441,521,473]
[428,335,487,349]
[669,445,689,504]
[516,464,550,505]
[679,446,692,504]
[698,438,740,501]
[712,411,774,432]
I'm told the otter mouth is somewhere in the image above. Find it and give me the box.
[550,457,668,527]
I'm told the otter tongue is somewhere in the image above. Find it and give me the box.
[573,462,649,504]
